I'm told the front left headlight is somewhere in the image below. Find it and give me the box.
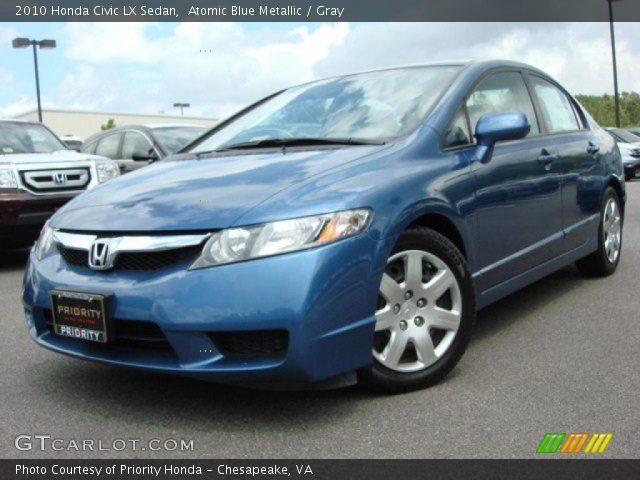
[95,160,120,183]
[33,222,55,261]
[190,208,372,269]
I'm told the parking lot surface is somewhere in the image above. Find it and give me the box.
[1,182,638,459]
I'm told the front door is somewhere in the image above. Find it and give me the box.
[467,71,563,290]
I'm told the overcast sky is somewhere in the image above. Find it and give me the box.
[1,22,638,120]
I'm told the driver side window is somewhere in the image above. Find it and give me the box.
[466,71,539,137]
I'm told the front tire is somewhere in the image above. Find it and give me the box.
[576,187,622,277]
[358,227,475,393]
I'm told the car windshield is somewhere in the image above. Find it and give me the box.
[153,126,207,154]
[0,122,67,155]
[608,128,640,144]
[189,66,462,153]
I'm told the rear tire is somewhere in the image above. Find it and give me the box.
[576,187,622,277]
[358,227,475,394]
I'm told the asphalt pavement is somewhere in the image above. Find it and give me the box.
[1,182,638,459]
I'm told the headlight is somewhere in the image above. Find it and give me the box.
[190,208,372,269]
[95,160,120,183]
[33,222,55,261]
[0,167,17,188]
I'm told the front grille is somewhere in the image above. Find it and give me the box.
[58,246,89,267]
[210,330,289,357]
[20,168,90,193]
[57,245,201,271]
[43,309,174,356]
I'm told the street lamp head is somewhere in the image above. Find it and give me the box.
[173,103,190,107]
[12,37,31,49]
[38,39,57,50]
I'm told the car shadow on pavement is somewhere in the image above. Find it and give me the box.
[29,363,368,431]
[473,265,585,340]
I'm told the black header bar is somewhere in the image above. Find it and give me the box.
[3,0,640,22]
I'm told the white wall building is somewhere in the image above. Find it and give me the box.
[13,108,219,140]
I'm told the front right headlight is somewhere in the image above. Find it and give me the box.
[33,222,55,261]
[0,166,18,188]
[190,208,372,269]
[95,160,120,183]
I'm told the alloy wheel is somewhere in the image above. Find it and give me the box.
[603,197,621,264]
[373,250,462,373]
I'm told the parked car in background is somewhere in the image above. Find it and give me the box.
[24,61,624,393]
[59,135,83,152]
[81,124,207,174]
[605,127,640,180]
[626,127,640,139]
[0,119,120,248]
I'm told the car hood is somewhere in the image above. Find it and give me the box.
[51,145,388,232]
[0,150,103,165]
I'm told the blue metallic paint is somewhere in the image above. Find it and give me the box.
[22,60,625,386]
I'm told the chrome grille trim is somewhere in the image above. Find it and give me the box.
[53,231,211,270]
[22,168,90,192]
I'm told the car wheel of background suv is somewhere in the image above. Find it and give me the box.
[358,227,475,393]
[576,186,623,277]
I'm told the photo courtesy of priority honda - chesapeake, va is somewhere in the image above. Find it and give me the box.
[23,60,625,393]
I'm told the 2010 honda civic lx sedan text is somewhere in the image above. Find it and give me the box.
[22,60,625,392]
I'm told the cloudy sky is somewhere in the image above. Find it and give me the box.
[0,22,638,120]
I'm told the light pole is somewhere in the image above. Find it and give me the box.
[12,38,57,123]
[173,103,190,116]
[608,0,622,128]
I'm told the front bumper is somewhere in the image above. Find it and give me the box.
[0,189,76,246]
[22,234,381,386]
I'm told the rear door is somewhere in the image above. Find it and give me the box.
[527,74,602,251]
[468,70,563,290]
[94,132,122,163]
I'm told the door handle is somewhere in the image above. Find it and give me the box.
[537,149,557,170]
[587,142,600,155]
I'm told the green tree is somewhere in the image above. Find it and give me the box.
[575,92,640,127]
[100,118,116,130]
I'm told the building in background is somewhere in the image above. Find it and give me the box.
[12,108,219,139]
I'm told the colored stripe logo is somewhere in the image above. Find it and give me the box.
[537,433,612,454]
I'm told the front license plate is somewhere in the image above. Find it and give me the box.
[51,290,110,343]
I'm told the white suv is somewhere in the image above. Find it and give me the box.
[0,119,120,248]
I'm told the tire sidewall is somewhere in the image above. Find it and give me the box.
[359,228,475,392]
[598,187,622,273]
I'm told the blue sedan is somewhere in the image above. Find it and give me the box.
[22,60,625,392]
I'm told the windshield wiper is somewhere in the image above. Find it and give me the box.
[199,137,385,155]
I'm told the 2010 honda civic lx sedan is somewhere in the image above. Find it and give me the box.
[22,60,625,393]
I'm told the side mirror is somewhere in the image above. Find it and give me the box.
[132,150,159,162]
[474,112,530,163]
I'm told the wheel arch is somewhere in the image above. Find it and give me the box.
[407,212,468,260]
[605,175,626,214]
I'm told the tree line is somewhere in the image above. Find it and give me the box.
[576,92,640,128]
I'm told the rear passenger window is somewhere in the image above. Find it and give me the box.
[442,107,472,149]
[95,134,121,159]
[530,76,581,133]
[466,71,540,137]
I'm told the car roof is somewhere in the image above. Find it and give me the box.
[287,60,549,91]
